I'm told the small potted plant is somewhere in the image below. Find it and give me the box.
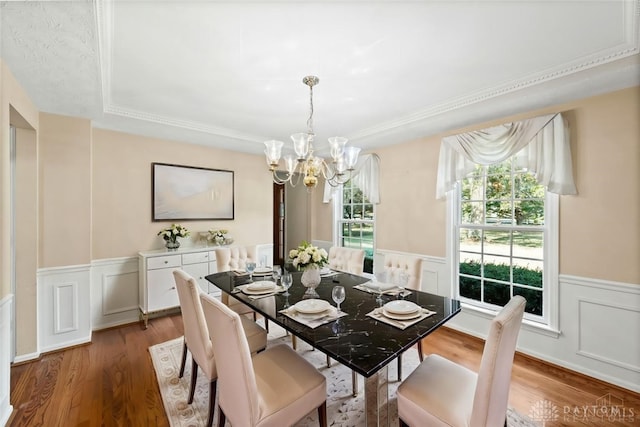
[208,229,233,246]
[157,224,190,251]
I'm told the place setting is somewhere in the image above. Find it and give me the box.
[279,285,348,329]
[354,271,412,298]
[232,281,284,299]
[367,299,436,330]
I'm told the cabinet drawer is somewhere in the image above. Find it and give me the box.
[182,251,210,265]
[147,254,181,270]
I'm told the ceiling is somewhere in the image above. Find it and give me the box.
[1,1,639,157]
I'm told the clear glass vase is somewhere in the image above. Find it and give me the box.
[165,240,180,251]
[301,265,321,297]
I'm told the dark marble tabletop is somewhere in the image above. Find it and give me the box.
[205,270,461,377]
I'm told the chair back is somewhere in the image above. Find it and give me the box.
[199,292,260,426]
[328,246,365,275]
[383,254,423,290]
[471,295,526,427]
[215,246,258,272]
[173,270,216,378]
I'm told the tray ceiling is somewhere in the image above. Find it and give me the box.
[1,1,638,156]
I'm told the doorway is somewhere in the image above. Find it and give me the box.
[272,183,285,266]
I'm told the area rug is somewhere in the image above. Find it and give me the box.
[149,324,536,427]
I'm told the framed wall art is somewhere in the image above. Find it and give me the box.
[152,162,234,221]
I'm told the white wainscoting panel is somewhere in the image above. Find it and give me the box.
[91,257,140,330]
[0,295,13,427]
[447,272,640,393]
[38,265,91,353]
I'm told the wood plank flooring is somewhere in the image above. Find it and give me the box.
[9,314,640,426]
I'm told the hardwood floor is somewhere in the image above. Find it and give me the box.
[9,314,640,426]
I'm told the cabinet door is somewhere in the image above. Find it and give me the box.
[181,263,210,294]
[147,268,179,312]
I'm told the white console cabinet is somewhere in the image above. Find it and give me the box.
[138,247,221,327]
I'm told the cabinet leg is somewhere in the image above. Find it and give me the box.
[140,311,149,329]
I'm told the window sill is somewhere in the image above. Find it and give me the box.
[460,302,561,338]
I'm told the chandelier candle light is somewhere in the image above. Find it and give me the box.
[264,76,361,189]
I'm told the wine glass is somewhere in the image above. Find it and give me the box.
[246,261,256,281]
[272,265,282,285]
[332,285,346,313]
[281,271,293,296]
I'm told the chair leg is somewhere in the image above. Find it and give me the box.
[265,318,269,333]
[207,380,216,427]
[417,340,424,362]
[218,409,226,427]
[397,353,402,381]
[188,358,199,404]
[326,354,331,368]
[179,341,188,378]
[291,335,297,350]
[317,401,327,427]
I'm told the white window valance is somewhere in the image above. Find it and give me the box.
[323,153,381,204]
[435,113,577,199]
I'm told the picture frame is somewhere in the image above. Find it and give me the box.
[152,162,234,221]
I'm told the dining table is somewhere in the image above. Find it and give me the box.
[205,268,461,427]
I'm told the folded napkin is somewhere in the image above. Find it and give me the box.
[354,281,412,297]
[366,307,436,330]
[233,284,285,300]
[279,306,347,329]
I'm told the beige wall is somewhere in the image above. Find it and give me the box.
[38,113,92,268]
[91,128,273,259]
[314,86,640,285]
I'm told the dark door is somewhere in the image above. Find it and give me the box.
[272,183,285,266]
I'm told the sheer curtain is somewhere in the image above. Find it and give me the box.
[323,153,381,204]
[435,113,577,199]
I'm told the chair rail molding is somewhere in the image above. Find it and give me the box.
[0,295,13,427]
[37,264,92,354]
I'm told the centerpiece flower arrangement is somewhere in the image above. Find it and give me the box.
[289,241,328,296]
[208,229,233,246]
[289,241,329,271]
[157,224,190,250]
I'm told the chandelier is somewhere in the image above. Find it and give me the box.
[264,76,360,189]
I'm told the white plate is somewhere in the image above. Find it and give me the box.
[243,287,276,296]
[247,281,276,291]
[363,281,397,291]
[383,300,421,315]
[382,308,423,320]
[253,267,272,275]
[293,299,332,314]
[320,267,332,276]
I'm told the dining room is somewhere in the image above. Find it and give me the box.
[2,1,640,426]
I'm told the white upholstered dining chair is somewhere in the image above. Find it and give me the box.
[173,270,267,427]
[214,246,261,321]
[382,253,424,380]
[199,292,328,427]
[327,246,365,275]
[397,295,526,427]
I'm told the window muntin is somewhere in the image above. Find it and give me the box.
[338,180,374,273]
[457,158,546,319]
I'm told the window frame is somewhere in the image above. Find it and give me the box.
[332,180,376,273]
[447,166,559,331]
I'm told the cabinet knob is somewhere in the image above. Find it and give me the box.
[164,260,168,264]
[170,286,176,290]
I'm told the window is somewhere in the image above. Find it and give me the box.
[337,179,375,273]
[454,157,557,325]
